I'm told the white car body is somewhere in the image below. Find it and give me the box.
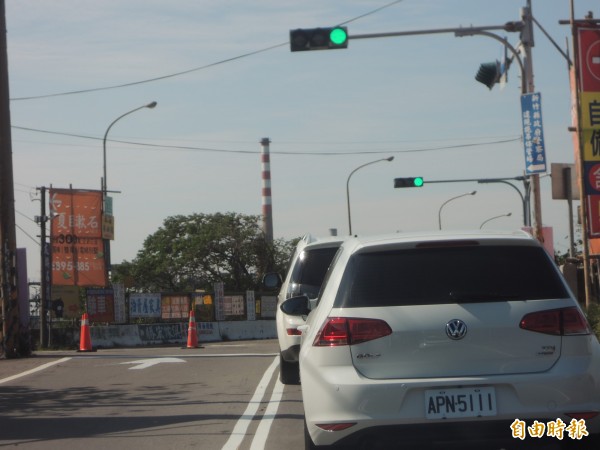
[275,234,344,384]
[297,231,600,449]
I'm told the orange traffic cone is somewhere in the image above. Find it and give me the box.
[186,310,199,349]
[78,313,94,352]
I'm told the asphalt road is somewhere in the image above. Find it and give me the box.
[0,340,303,450]
[0,339,571,450]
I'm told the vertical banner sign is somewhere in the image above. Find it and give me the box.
[50,189,107,286]
[112,282,126,323]
[214,282,224,321]
[520,93,547,174]
[578,27,600,237]
[246,290,256,321]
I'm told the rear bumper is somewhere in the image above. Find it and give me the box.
[281,344,300,363]
[301,354,600,447]
[325,420,596,449]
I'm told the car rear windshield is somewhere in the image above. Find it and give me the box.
[289,247,340,299]
[335,244,570,307]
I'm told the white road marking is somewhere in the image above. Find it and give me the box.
[221,355,279,450]
[0,357,72,385]
[250,377,284,450]
[119,357,186,370]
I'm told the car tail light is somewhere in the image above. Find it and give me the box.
[314,317,392,346]
[286,328,302,336]
[520,307,591,336]
[316,422,357,432]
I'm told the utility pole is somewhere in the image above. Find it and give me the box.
[521,2,544,243]
[0,0,20,358]
[36,186,48,348]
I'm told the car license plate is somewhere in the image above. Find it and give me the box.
[425,387,497,419]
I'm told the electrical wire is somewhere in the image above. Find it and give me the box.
[9,1,405,101]
[11,125,521,156]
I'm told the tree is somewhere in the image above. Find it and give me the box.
[112,212,295,293]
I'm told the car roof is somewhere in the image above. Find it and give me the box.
[296,234,346,251]
[342,229,537,252]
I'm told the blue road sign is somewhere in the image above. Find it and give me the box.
[520,93,547,174]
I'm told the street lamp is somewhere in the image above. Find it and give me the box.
[346,156,394,235]
[102,101,156,282]
[438,191,477,230]
[480,212,512,229]
[102,101,157,197]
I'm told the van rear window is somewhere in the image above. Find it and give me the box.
[335,245,569,307]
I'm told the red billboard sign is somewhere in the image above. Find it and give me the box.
[587,195,600,238]
[50,188,107,287]
[578,28,600,91]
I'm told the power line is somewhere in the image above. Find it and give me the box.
[9,1,405,102]
[11,125,521,156]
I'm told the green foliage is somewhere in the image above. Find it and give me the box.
[111,212,296,293]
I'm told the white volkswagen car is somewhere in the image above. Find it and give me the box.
[283,231,600,449]
[273,234,344,384]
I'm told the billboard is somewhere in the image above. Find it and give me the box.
[130,293,162,319]
[86,288,115,323]
[576,27,600,238]
[49,188,107,286]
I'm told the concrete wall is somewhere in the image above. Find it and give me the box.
[87,320,276,348]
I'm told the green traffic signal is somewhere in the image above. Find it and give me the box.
[290,26,348,51]
[394,177,424,188]
[329,27,348,46]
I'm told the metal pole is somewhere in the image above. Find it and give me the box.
[477,179,528,227]
[39,187,47,348]
[438,191,477,230]
[346,157,394,235]
[102,101,157,198]
[569,0,594,307]
[521,4,544,245]
[563,167,576,257]
[102,101,156,282]
[480,213,512,229]
[348,24,520,41]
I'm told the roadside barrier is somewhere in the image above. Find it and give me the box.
[78,313,95,352]
[186,311,199,349]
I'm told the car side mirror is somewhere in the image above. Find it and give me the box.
[280,295,311,317]
[262,272,282,290]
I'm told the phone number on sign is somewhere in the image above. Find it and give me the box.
[52,261,94,272]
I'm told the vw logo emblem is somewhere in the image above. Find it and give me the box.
[446,319,467,340]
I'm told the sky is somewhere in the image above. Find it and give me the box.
[5,0,598,283]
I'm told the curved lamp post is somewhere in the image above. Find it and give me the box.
[102,101,157,196]
[480,212,512,229]
[346,156,394,235]
[438,191,477,230]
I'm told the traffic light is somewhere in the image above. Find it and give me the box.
[394,177,424,188]
[290,27,348,52]
[475,61,502,89]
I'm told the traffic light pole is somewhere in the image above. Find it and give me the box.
[344,11,545,243]
[425,176,531,227]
